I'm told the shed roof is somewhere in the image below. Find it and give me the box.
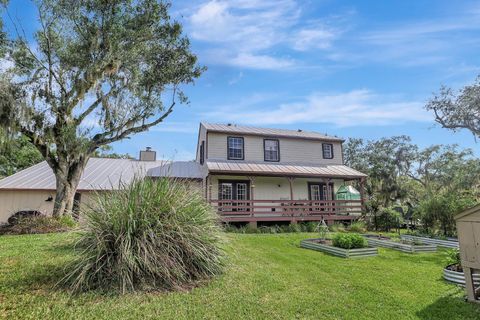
[202,122,344,142]
[0,158,167,191]
[206,160,367,179]
[455,204,480,221]
[147,161,205,179]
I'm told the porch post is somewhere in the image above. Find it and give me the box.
[287,177,295,200]
[287,177,296,225]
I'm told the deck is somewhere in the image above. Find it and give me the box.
[209,199,363,223]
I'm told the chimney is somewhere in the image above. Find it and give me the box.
[139,147,156,161]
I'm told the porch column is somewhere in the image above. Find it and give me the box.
[204,175,209,200]
[287,177,295,200]
[287,177,296,225]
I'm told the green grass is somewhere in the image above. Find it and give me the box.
[1,232,479,320]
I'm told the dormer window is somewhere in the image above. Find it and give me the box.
[322,143,334,159]
[264,139,279,162]
[227,136,244,160]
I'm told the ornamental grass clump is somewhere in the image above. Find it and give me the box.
[62,178,224,294]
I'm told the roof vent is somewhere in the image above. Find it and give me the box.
[139,147,156,161]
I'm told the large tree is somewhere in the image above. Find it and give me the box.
[0,0,203,216]
[426,76,480,139]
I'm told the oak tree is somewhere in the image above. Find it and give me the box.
[0,0,204,216]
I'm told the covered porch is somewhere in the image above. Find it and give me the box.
[204,163,366,225]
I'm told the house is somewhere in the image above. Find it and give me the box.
[0,123,367,226]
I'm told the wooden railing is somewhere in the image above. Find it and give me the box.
[209,199,363,221]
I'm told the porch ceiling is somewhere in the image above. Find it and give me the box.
[206,160,367,179]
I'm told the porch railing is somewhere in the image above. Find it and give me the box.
[209,199,363,220]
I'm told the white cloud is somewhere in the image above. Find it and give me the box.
[185,0,342,70]
[204,90,430,127]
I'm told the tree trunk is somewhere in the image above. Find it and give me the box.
[52,158,88,217]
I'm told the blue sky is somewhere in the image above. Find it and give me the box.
[5,0,480,159]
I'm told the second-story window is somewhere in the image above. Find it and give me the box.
[264,139,279,162]
[322,143,334,159]
[227,136,244,160]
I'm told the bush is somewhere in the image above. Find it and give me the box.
[332,233,367,249]
[0,215,76,235]
[62,178,224,293]
[445,248,461,267]
[329,223,345,233]
[347,221,366,233]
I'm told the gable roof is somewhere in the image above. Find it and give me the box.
[0,158,167,191]
[201,122,344,142]
[455,203,480,221]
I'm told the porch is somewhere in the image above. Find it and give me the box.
[205,174,365,225]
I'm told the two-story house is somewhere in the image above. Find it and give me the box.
[190,123,367,227]
[0,122,366,227]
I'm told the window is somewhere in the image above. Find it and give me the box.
[322,143,334,159]
[227,136,244,160]
[199,141,205,165]
[264,139,280,162]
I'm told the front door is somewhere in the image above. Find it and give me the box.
[219,180,250,212]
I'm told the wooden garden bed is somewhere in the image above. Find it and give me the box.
[364,236,437,253]
[300,239,378,258]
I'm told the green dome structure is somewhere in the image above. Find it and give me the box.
[336,185,361,201]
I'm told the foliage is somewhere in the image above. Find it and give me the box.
[224,222,321,234]
[0,0,204,216]
[444,248,461,267]
[373,207,402,232]
[0,133,42,177]
[426,76,480,139]
[332,233,367,249]
[0,215,76,235]
[347,221,366,233]
[61,178,224,293]
[329,223,346,233]
[344,135,480,235]
[416,192,477,236]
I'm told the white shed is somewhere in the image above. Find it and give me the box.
[455,204,480,302]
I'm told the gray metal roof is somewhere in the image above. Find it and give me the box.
[206,160,367,179]
[0,158,167,191]
[202,123,344,142]
[147,161,205,179]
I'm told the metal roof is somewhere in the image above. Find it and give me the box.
[0,158,167,191]
[147,161,205,179]
[206,160,367,179]
[202,122,344,142]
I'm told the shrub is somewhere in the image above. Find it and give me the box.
[445,248,461,267]
[0,215,76,235]
[329,223,345,233]
[332,233,367,249]
[347,221,366,233]
[303,221,318,232]
[62,178,224,293]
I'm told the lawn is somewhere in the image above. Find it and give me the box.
[1,232,479,320]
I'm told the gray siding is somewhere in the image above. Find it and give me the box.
[206,132,343,165]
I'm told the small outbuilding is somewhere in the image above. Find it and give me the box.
[455,204,480,303]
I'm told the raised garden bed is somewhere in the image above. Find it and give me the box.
[400,235,458,248]
[443,264,480,286]
[364,235,437,253]
[300,238,378,258]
